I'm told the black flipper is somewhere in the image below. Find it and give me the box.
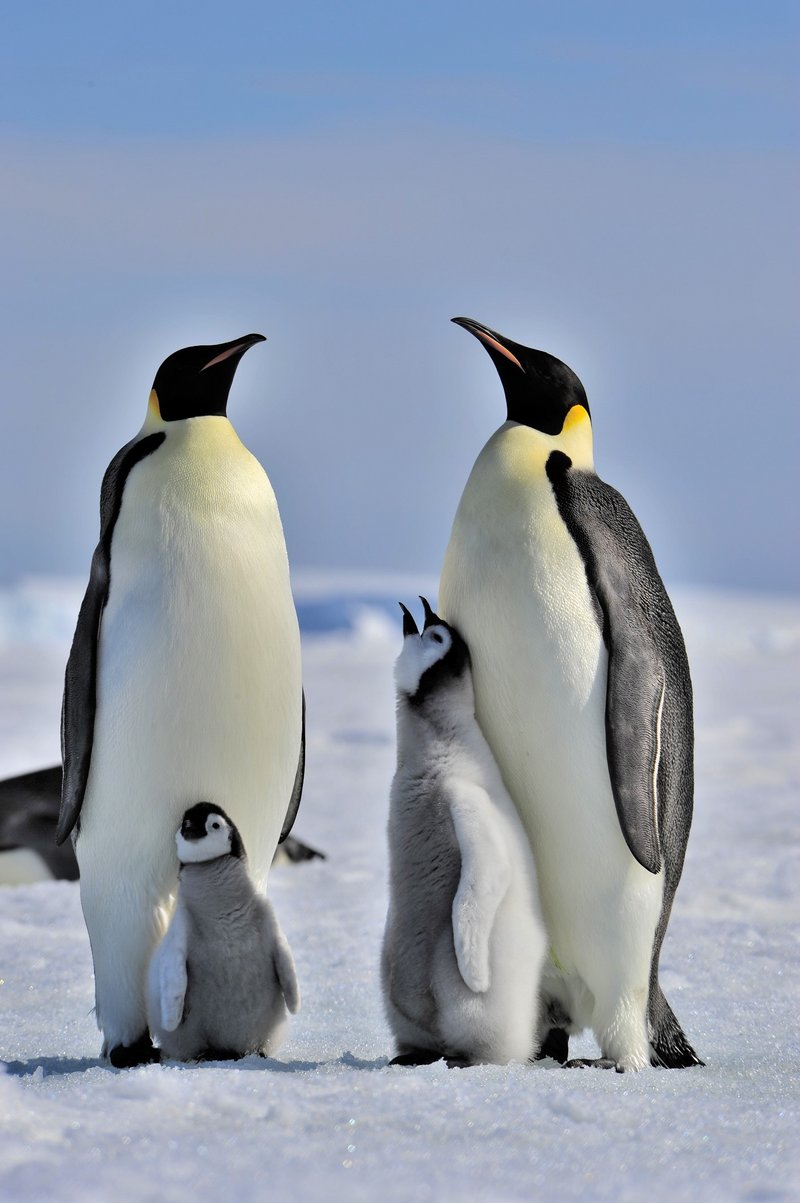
[546,450,702,1065]
[545,451,678,874]
[279,691,306,843]
[57,433,166,845]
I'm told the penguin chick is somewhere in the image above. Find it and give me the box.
[382,599,546,1067]
[147,803,300,1062]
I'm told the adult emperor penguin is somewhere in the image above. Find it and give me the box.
[439,317,702,1071]
[57,334,305,1068]
[147,803,300,1062]
[382,599,545,1067]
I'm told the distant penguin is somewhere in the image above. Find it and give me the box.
[0,766,78,883]
[382,598,546,1067]
[440,317,703,1070]
[57,335,305,1067]
[147,803,300,1062]
[0,764,323,885]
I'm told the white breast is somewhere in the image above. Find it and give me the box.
[440,423,662,974]
[81,416,302,890]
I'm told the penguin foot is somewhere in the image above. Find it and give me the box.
[195,1047,243,1062]
[445,1055,475,1069]
[107,1032,160,1068]
[536,1027,570,1064]
[564,1057,620,1072]
[389,1049,444,1067]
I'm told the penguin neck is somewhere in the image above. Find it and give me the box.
[397,678,478,751]
[178,855,252,914]
[138,403,242,450]
[472,415,595,491]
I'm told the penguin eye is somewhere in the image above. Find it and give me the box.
[431,633,443,643]
[211,821,220,830]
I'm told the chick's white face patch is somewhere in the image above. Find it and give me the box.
[176,813,233,863]
[394,625,453,696]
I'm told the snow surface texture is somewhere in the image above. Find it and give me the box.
[1,573,799,1203]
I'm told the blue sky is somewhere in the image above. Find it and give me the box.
[1,1,797,591]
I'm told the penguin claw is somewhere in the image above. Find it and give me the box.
[564,1057,620,1071]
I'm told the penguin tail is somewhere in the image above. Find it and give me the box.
[649,984,704,1068]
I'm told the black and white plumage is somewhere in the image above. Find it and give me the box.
[0,766,78,883]
[382,599,546,1067]
[440,317,702,1071]
[57,335,305,1067]
[147,803,299,1062]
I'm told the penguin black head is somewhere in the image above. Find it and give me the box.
[452,316,589,435]
[395,597,471,704]
[176,802,245,865]
[151,334,266,422]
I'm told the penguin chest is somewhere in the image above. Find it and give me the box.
[85,421,301,881]
[440,431,651,962]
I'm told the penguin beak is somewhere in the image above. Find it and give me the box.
[200,332,266,372]
[451,317,524,371]
[419,596,442,631]
[399,602,419,638]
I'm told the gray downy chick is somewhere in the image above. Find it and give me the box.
[382,598,546,1067]
[147,802,300,1061]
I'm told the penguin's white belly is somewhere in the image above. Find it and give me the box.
[440,473,663,1010]
[79,423,301,893]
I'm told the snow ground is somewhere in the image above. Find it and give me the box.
[0,576,798,1203]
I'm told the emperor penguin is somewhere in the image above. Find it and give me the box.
[147,803,300,1062]
[439,317,703,1071]
[382,598,546,1067]
[56,334,305,1068]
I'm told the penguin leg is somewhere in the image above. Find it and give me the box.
[590,988,652,1072]
[383,990,443,1066]
[536,997,572,1063]
[107,1032,160,1068]
[537,1027,570,1064]
[79,861,172,1060]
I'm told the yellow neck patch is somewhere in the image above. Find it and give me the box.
[559,404,594,469]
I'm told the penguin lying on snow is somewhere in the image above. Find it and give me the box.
[0,764,324,885]
[56,334,306,1067]
[382,598,546,1067]
[147,803,300,1062]
[440,316,703,1070]
[0,766,79,883]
